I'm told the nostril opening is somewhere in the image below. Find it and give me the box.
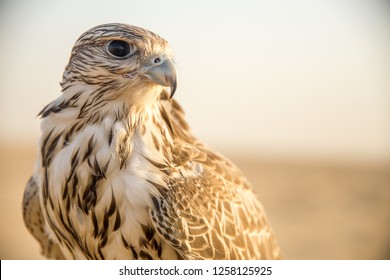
[154,57,161,64]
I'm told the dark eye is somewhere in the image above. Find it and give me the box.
[107,40,131,58]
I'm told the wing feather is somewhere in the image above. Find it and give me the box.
[23,177,64,259]
[149,97,283,260]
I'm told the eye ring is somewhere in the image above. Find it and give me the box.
[107,40,132,58]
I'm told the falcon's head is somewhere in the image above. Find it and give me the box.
[61,23,177,107]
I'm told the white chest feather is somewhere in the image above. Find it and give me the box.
[38,110,176,259]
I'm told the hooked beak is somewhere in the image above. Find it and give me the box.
[141,58,177,98]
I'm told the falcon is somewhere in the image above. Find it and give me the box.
[22,23,283,260]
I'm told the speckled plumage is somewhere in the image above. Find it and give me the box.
[22,23,283,259]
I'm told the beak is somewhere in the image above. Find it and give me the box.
[141,58,177,98]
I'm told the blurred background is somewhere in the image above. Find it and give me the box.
[0,0,389,259]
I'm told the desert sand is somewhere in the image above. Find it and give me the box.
[1,144,389,259]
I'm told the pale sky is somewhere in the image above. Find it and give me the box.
[0,0,389,164]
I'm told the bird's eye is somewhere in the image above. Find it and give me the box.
[107,40,131,58]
